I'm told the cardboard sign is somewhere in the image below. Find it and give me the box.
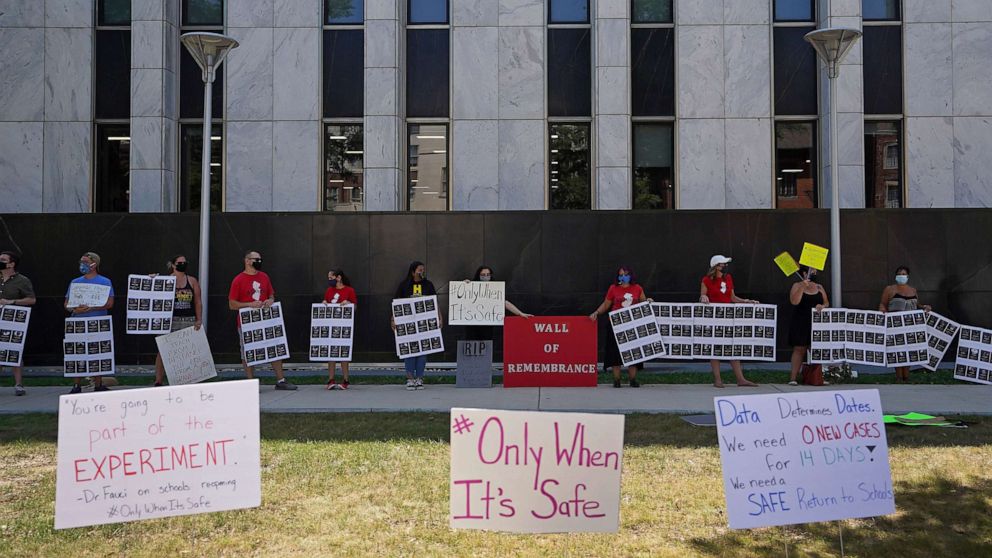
[392,295,445,358]
[923,312,960,371]
[0,305,31,366]
[309,303,355,362]
[774,252,800,277]
[456,340,493,388]
[155,326,217,385]
[125,274,176,335]
[63,316,115,377]
[798,242,829,271]
[238,302,290,366]
[503,316,597,388]
[608,301,667,366]
[448,281,506,326]
[54,380,261,529]
[67,283,111,309]
[715,389,894,529]
[449,408,624,533]
[954,325,992,385]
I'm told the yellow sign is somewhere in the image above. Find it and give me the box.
[799,242,829,271]
[773,252,800,277]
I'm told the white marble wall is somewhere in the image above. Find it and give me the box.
[364,0,401,210]
[595,0,631,209]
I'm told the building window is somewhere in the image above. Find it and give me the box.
[862,22,902,116]
[97,0,131,26]
[549,123,591,210]
[631,29,674,117]
[94,4,131,212]
[773,27,818,116]
[774,0,815,22]
[406,29,449,118]
[407,124,448,211]
[633,123,674,210]
[548,29,591,118]
[632,0,673,24]
[323,30,364,118]
[182,0,224,26]
[863,0,900,21]
[94,124,131,212]
[179,124,223,211]
[408,0,448,25]
[865,121,902,208]
[324,124,364,211]
[775,122,817,208]
[549,0,589,24]
[95,31,131,120]
[325,0,363,25]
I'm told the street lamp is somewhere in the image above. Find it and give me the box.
[804,28,861,308]
[180,32,239,330]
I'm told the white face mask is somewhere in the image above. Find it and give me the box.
[895,275,909,285]
[479,276,491,282]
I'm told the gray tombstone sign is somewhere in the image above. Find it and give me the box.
[456,340,493,388]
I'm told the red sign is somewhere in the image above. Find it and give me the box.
[503,316,598,388]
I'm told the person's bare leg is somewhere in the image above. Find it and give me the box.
[789,347,805,383]
[243,361,254,379]
[732,360,758,386]
[154,353,165,385]
[272,360,285,382]
[341,362,349,383]
[628,366,637,381]
[327,363,336,383]
[612,365,621,382]
[94,376,103,387]
[710,360,724,388]
[13,366,23,387]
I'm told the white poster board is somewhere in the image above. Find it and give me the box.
[715,389,894,529]
[923,312,960,372]
[687,304,778,362]
[448,281,506,326]
[54,380,261,529]
[63,316,115,377]
[125,274,176,334]
[449,408,624,533]
[392,295,444,358]
[155,326,217,385]
[811,309,926,367]
[0,305,31,366]
[238,302,290,366]
[884,311,929,367]
[810,308,849,364]
[608,301,666,366]
[954,325,992,385]
[309,303,355,362]
[651,303,694,359]
[66,283,111,309]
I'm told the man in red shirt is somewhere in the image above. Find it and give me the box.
[228,250,297,390]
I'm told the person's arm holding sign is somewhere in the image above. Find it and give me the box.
[505,301,533,318]
[191,276,203,329]
[589,296,611,321]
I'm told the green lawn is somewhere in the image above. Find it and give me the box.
[0,414,989,557]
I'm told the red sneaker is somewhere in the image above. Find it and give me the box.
[341,381,349,390]
[326,380,338,391]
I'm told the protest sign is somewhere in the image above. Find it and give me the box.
[392,295,444,358]
[456,340,493,388]
[608,301,666,366]
[689,304,778,362]
[238,302,290,366]
[309,303,355,362]
[954,325,992,385]
[799,243,829,271]
[67,283,111,309]
[155,326,217,385]
[923,312,960,371]
[774,252,800,277]
[126,275,177,335]
[449,408,624,533]
[650,303,694,359]
[63,316,115,377]
[884,311,929,367]
[54,380,261,529]
[715,389,894,529]
[503,317,597,388]
[449,281,506,326]
[0,305,31,366]
[810,309,887,366]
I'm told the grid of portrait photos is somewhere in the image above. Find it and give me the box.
[650,303,695,359]
[125,274,176,334]
[685,304,778,361]
[0,306,31,366]
[884,310,929,367]
[238,302,290,366]
[63,316,115,377]
[954,325,992,385]
[810,309,887,366]
[392,295,444,358]
[309,303,355,362]
[608,301,666,367]
[923,312,961,372]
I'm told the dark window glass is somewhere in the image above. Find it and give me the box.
[407,124,448,211]
[632,0,673,23]
[95,30,132,119]
[633,124,674,210]
[774,0,815,22]
[323,30,364,118]
[182,0,224,26]
[325,0,363,24]
[406,29,450,118]
[408,0,448,24]
[865,121,902,208]
[549,124,591,210]
[94,124,131,212]
[548,28,591,117]
[632,28,675,117]
[180,47,223,119]
[325,124,365,211]
[179,124,223,212]
[863,0,899,21]
[98,0,132,26]
[862,26,903,115]
[775,121,817,208]
[550,0,589,24]
[774,27,818,116]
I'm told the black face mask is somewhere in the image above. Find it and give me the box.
[251,260,263,271]
[0,262,7,271]
[174,262,188,273]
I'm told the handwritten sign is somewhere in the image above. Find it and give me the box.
[715,389,894,529]
[774,252,800,277]
[0,305,31,366]
[799,242,829,271]
[448,281,506,326]
[126,274,176,334]
[449,408,624,533]
[54,380,261,529]
[155,326,217,385]
[503,317,597,388]
[67,283,111,309]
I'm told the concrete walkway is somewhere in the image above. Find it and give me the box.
[1,383,989,416]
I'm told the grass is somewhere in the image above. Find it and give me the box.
[1,414,990,557]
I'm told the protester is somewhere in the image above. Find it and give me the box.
[879,266,931,382]
[324,269,357,390]
[228,250,296,390]
[787,267,829,385]
[153,255,203,386]
[699,255,759,388]
[464,265,534,342]
[589,265,650,388]
[64,252,114,393]
[0,251,36,396]
[392,261,440,390]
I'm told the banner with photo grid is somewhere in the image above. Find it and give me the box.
[811,309,928,367]
[125,274,176,334]
[238,302,290,367]
[392,295,444,359]
[309,303,355,362]
[608,301,666,367]
[646,303,777,362]
[63,316,115,377]
[0,305,31,366]
[954,325,992,385]
[923,312,961,372]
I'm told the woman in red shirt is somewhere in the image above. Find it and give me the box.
[589,266,649,388]
[700,255,759,388]
[324,269,358,389]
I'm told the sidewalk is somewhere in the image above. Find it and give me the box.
[1,383,988,416]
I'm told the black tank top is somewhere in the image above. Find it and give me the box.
[173,276,196,317]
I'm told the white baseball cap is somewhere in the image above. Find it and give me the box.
[710,255,732,268]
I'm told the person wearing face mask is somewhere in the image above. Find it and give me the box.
[64,252,115,394]
[787,267,829,386]
[324,269,357,390]
[228,250,297,390]
[0,251,36,396]
[392,261,440,390]
[879,266,932,382]
[153,255,203,386]
[589,266,650,388]
[464,265,534,342]
[699,255,759,388]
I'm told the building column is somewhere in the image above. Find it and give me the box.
[364,0,402,210]
[594,0,632,210]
